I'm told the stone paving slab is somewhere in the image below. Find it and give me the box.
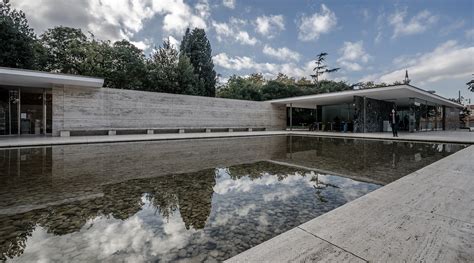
[300,204,473,262]
[227,145,474,262]
[225,227,366,263]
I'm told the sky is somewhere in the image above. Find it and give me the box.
[11,0,474,102]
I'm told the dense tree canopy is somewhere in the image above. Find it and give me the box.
[217,73,353,101]
[146,39,197,94]
[0,2,39,69]
[40,26,90,74]
[105,40,147,90]
[217,75,263,101]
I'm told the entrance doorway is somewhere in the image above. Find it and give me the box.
[0,86,52,136]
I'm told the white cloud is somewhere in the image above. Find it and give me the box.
[362,41,474,85]
[263,45,301,62]
[236,31,258,45]
[213,53,261,71]
[212,53,313,78]
[11,0,209,48]
[164,35,180,50]
[222,0,236,9]
[466,29,474,40]
[212,19,258,45]
[130,40,151,50]
[153,0,208,36]
[297,4,337,41]
[18,198,198,262]
[337,41,371,72]
[388,8,438,38]
[338,41,371,63]
[255,15,285,38]
[195,0,211,20]
[338,61,363,72]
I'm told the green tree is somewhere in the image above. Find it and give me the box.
[316,80,352,94]
[177,54,198,94]
[146,39,198,95]
[247,73,266,86]
[275,73,296,85]
[180,28,217,97]
[104,40,146,90]
[217,75,263,101]
[78,38,114,79]
[296,77,312,85]
[310,52,340,84]
[467,75,473,92]
[0,2,40,69]
[147,39,179,93]
[40,26,89,74]
[261,80,302,100]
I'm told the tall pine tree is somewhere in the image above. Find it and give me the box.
[180,28,216,97]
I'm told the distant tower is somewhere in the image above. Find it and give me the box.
[404,70,411,84]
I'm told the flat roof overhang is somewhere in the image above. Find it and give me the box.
[0,67,104,88]
[268,84,463,109]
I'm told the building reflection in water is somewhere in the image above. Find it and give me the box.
[0,136,466,261]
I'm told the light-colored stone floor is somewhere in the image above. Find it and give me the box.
[226,145,474,262]
[291,130,474,144]
[0,131,287,148]
[0,130,472,148]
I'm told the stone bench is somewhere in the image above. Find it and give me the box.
[59,127,266,137]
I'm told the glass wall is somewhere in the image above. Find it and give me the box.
[320,103,355,131]
[410,98,444,132]
[0,87,20,135]
[0,86,52,136]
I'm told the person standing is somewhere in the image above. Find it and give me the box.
[390,108,400,137]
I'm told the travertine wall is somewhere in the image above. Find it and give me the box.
[52,86,286,136]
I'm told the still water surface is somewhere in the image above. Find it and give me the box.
[0,136,466,262]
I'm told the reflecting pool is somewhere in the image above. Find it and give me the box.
[0,136,466,262]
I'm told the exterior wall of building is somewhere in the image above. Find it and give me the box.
[52,85,286,136]
[353,96,394,132]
